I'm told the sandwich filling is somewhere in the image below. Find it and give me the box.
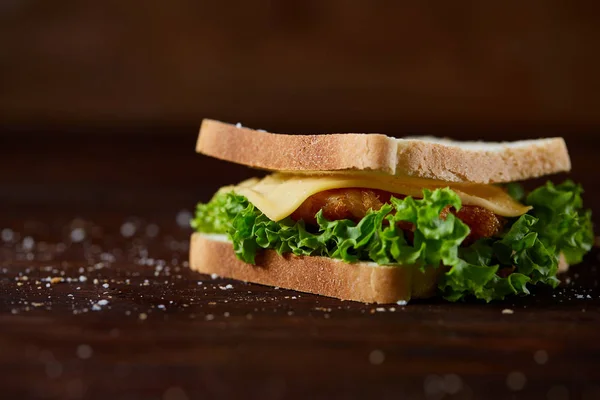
[291,188,505,245]
[192,174,592,302]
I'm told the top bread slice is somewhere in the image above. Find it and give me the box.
[196,119,571,184]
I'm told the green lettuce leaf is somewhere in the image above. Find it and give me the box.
[526,180,593,264]
[439,214,559,302]
[191,191,249,234]
[504,182,526,202]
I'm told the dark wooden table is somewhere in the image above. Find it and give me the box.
[1,130,599,400]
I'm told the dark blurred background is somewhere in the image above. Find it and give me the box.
[2,0,600,134]
[1,1,599,215]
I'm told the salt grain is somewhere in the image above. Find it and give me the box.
[120,222,136,238]
[176,210,192,228]
[1,228,14,242]
[533,350,549,365]
[163,386,189,400]
[442,374,462,394]
[76,344,93,359]
[145,224,159,237]
[506,371,526,391]
[70,228,86,243]
[396,300,408,306]
[369,349,385,365]
[424,375,444,396]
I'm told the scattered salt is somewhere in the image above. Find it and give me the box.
[176,210,192,228]
[120,222,136,238]
[506,371,527,391]
[442,374,462,395]
[533,350,549,365]
[76,344,93,359]
[145,224,159,237]
[1,228,14,242]
[22,236,35,250]
[369,349,385,365]
[70,228,86,243]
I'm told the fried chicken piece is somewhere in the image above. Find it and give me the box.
[291,188,392,225]
[447,205,505,244]
[291,188,505,244]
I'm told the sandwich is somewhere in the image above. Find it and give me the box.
[190,119,593,303]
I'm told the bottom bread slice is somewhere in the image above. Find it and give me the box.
[189,232,443,303]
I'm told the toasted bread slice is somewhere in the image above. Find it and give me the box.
[189,233,443,303]
[196,119,571,184]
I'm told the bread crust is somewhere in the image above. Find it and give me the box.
[189,233,442,303]
[197,119,571,184]
[197,119,397,175]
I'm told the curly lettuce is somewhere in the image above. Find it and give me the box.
[191,181,593,302]
[526,181,593,264]
[439,214,559,301]
[196,188,469,268]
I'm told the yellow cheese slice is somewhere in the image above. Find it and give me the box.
[227,173,531,221]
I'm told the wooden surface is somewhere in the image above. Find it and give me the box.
[1,131,599,400]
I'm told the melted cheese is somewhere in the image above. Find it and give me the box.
[226,173,531,221]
